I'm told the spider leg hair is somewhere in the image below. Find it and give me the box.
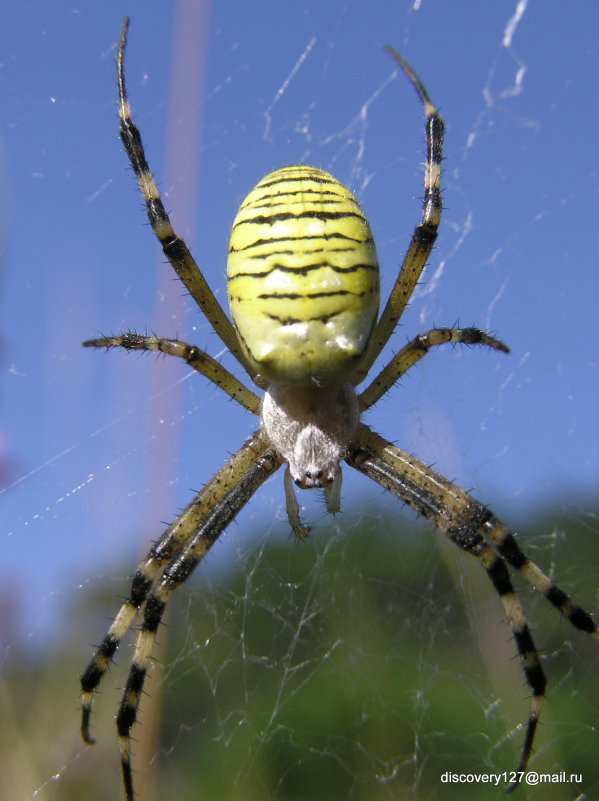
[83,332,261,414]
[346,424,598,788]
[116,18,260,384]
[353,50,444,384]
[359,326,510,409]
[80,431,278,749]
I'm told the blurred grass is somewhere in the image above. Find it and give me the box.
[1,503,598,801]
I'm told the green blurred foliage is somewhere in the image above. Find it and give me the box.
[2,504,598,801]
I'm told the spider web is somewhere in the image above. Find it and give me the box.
[1,2,599,800]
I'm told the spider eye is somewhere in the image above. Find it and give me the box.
[294,468,335,490]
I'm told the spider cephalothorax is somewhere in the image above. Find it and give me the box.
[262,381,360,491]
[80,18,598,801]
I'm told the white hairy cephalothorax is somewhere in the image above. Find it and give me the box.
[261,382,360,489]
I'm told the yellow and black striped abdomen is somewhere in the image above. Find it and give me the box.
[227,166,379,386]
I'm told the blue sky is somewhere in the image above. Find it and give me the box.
[1,0,599,651]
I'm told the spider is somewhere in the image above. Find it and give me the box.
[81,18,598,801]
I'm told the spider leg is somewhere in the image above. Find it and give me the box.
[480,515,599,639]
[323,469,343,515]
[283,466,310,539]
[84,332,261,414]
[346,424,597,787]
[353,50,444,385]
[359,326,510,409]
[116,19,261,384]
[116,440,281,801]
[80,430,276,746]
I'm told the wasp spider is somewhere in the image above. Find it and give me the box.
[80,18,598,801]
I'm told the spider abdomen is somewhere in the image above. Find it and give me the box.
[227,166,379,386]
